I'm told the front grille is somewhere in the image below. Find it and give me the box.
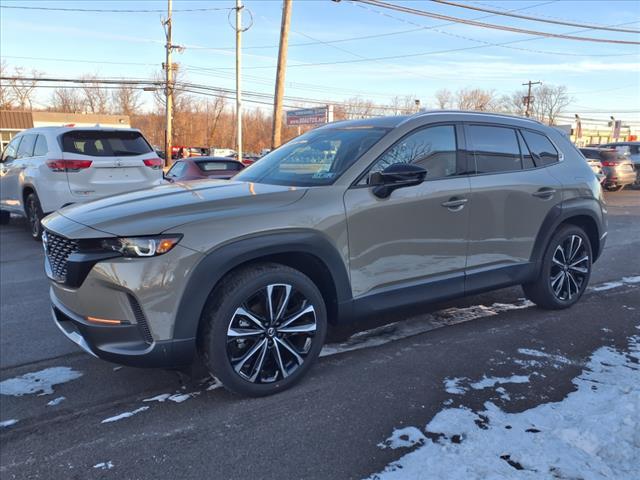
[44,230,79,282]
[128,294,154,344]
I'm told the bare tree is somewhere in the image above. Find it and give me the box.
[50,88,84,113]
[531,85,571,125]
[434,89,453,109]
[388,95,419,115]
[81,75,110,114]
[0,61,16,109]
[112,85,142,116]
[456,88,496,111]
[8,67,42,110]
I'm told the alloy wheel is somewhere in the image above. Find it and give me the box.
[549,234,590,301]
[226,283,317,383]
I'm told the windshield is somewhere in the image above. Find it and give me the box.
[235,127,388,186]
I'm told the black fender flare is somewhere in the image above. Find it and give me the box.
[172,230,352,341]
[530,198,605,275]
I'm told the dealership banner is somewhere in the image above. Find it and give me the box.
[286,106,334,126]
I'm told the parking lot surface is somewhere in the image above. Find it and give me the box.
[1,190,639,479]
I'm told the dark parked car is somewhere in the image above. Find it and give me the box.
[579,148,636,191]
[164,157,245,182]
[599,142,640,185]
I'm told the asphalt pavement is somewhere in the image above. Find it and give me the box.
[1,190,639,480]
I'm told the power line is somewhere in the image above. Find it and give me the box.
[0,5,232,13]
[432,0,640,34]
[349,0,640,45]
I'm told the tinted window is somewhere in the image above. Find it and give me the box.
[166,161,187,178]
[16,134,37,159]
[521,130,559,166]
[517,131,536,169]
[579,148,601,160]
[1,136,22,162]
[61,131,152,157]
[33,135,49,156]
[369,125,458,180]
[467,125,521,174]
[197,161,242,171]
[235,127,388,187]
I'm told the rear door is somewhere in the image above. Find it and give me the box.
[464,124,562,287]
[60,130,162,198]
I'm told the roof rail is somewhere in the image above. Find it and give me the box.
[401,109,545,126]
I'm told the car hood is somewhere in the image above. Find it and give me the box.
[44,180,307,237]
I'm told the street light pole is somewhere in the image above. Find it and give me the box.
[271,0,293,150]
[236,0,243,163]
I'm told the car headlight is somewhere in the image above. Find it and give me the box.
[100,235,182,257]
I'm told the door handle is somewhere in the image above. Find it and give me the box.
[441,197,468,210]
[532,188,556,199]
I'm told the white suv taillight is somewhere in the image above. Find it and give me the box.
[46,159,93,172]
[143,158,163,170]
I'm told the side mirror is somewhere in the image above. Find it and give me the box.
[369,163,427,199]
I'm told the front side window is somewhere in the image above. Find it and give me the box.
[33,135,49,157]
[368,125,459,180]
[61,131,152,157]
[16,134,37,159]
[166,161,187,178]
[235,127,388,187]
[1,136,22,162]
[521,130,559,166]
[467,125,522,174]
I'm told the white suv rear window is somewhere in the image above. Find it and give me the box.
[61,131,152,157]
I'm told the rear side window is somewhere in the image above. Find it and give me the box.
[197,161,242,172]
[467,125,521,174]
[16,134,37,159]
[33,135,49,156]
[517,131,536,169]
[61,131,152,157]
[521,130,559,166]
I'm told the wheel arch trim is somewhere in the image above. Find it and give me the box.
[172,230,351,341]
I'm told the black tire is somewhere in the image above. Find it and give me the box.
[24,192,44,241]
[199,262,327,397]
[0,210,10,225]
[522,225,592,310]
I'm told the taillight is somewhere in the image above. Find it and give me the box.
[46,159,93,172]
[601,161,618,167]
[143,158,163,169]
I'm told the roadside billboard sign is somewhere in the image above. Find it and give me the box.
[285,106,334,126]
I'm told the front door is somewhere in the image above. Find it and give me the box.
[344,124,471,299]
[0,135,26,212]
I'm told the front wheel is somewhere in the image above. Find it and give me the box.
[25,192,44,240]
[523,225,592,310]
[199,263,327,397]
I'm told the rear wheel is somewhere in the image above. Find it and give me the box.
[199,263,327,397]
[25,192,44,241]
[523,225,592,310]
[0,210,9,225]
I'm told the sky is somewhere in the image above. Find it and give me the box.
[1,0,639,124]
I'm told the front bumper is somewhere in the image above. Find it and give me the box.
[51,291,195,368]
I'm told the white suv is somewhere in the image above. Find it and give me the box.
[0,127,163,239]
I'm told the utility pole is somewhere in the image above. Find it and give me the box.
[522,80,541,117]
[163,0,174,167]
[236,0,243,163]
[271,0,293,150]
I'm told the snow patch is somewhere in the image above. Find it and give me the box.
[168,392,200,403]
[378,427,426,450]
[46,396,66,406]
[367,335,640,480]
[444,377,467,395]
[0,419,18,428]
[93,461,114,470]
[0,367,82,396]
[622,275,640,284]
[143,393,171,403]
[101,406,149,424]
[469,375,530,390]
[591,281,624,291]
[517,348,572,367]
